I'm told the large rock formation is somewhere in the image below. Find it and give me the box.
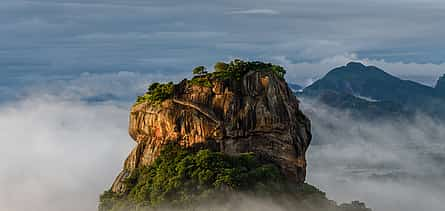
[110,70,312,193]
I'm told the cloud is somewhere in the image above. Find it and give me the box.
[0,71,187,211]
[228,9,280,15]
[0,96,133,211]
[0,64,444,211]
[302,98,445,211]
[0,69,190,104]
[1,0,445,88]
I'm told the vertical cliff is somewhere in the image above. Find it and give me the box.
[110,65,312,194]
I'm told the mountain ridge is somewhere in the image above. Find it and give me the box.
[301,62,445,119]
[436,74,445,97]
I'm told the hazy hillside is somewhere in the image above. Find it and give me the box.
[301,62,445,119]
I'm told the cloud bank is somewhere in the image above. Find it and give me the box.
[0,71,185,211]
[228,9,280,15]
[0,69,444,211]
[303,99,445,211]
[0,96,132,211]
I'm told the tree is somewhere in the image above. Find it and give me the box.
[214,62,228,72]
[270,65,286,78]
[192,66,208,75]
[147,82,160,93]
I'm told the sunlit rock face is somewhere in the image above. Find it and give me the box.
[111,70,312,193]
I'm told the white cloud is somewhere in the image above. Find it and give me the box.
[302,99,445,211]
[16,70,189,104]
[0,96,133,211]
[0,71,185,211]
[228,9,280,15]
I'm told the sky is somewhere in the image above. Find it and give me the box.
[2,0,445,92]
[1,1,445,211]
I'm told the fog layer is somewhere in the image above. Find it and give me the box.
[303,99,445,211]
[1,73,444,211]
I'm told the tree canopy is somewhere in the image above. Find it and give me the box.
[192,66,207,75]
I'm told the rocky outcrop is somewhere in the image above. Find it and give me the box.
[111,70,312,193]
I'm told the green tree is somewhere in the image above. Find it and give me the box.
[214,62,228,72]
[136,82,174,104]
[148,82,160,92]
[192,66,207,75]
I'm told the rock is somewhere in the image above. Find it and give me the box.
[110,70,312,193]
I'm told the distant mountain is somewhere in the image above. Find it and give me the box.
[301,62,445,119]
[436,74,445,97]
[304,62,435,103]
[312,91,409,119]
[288,83,303,92]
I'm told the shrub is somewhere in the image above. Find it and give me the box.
[187,60,287,87]
[189,77,212,88]
[192,66,207,75]
[212,59,286,80]
[136,82,174,105]
[214,62,229,72]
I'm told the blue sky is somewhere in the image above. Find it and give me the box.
[2,0,445,98]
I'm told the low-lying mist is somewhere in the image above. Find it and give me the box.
[0,96,134,211]
[0,71,187,211]
[0,72,444,211]
[303,99,445,211]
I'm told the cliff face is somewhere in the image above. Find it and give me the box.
[111,70,312,193]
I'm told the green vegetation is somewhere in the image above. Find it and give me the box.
[192,66,208,75]
[188,76,213,87]
[188,59,287,87]
[136,82,174,105]
[135,60,287,102]
[99,144,329,211]
[214,62,229,72]
[209,59,286,80]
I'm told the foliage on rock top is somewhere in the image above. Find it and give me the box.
[135,59,287,104]
[136,82,174,105]
[188,59,286,87]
